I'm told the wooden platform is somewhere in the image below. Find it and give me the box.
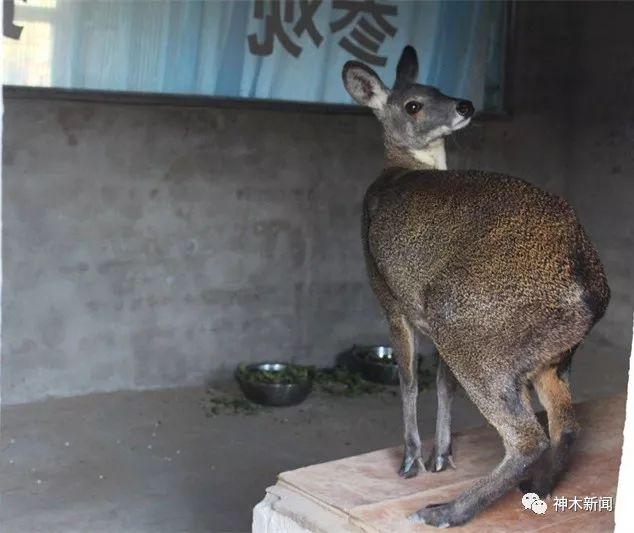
[254,394,624,532]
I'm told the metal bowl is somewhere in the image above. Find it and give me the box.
[235,362,314,407]
[351,345,400,385]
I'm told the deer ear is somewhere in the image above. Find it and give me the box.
[342,61,389,110]
[394,45,419,88]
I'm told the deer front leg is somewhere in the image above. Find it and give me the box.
[389,315,425,478]
[425,358,458,472]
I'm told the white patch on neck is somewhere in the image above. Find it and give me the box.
[410,139,447,170]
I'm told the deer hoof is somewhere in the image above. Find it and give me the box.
[398,454,425,478]
[425,452,456,473]
[409,502,460,528]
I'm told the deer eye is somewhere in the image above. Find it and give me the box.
[405,101,422,115]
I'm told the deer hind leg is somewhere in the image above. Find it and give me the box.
[389,315,425,478]
[520,346,580,497]
[425,358,458,472]
[410,356,548,527]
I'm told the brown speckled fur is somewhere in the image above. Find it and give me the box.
[344,47,610,527]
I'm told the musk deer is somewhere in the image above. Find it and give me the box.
[342,46,609,527]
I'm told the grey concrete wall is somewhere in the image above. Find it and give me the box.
[2,102,390,403]
[2,1,631,404]
[563,2,634,393]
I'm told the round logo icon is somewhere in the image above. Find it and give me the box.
[531,499,548,515]
[522,492,540,510]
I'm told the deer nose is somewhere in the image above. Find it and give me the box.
[456,100,474,118]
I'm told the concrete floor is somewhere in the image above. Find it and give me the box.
[0,384,486,533]
[0,353,627,533]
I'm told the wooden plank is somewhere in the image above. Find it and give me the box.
[260,394,624,532]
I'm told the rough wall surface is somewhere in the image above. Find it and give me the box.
[2,2,630,404]
[565,2,634,382]
[3,103,391,403]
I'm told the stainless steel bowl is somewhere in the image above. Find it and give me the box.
[235,362,314,407]
[351,345,400,385]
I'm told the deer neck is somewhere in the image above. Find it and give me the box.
[384,138,447,171]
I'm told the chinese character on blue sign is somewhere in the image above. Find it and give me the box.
[248,0,398,66]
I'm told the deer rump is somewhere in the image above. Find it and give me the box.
[363,168,607,347]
